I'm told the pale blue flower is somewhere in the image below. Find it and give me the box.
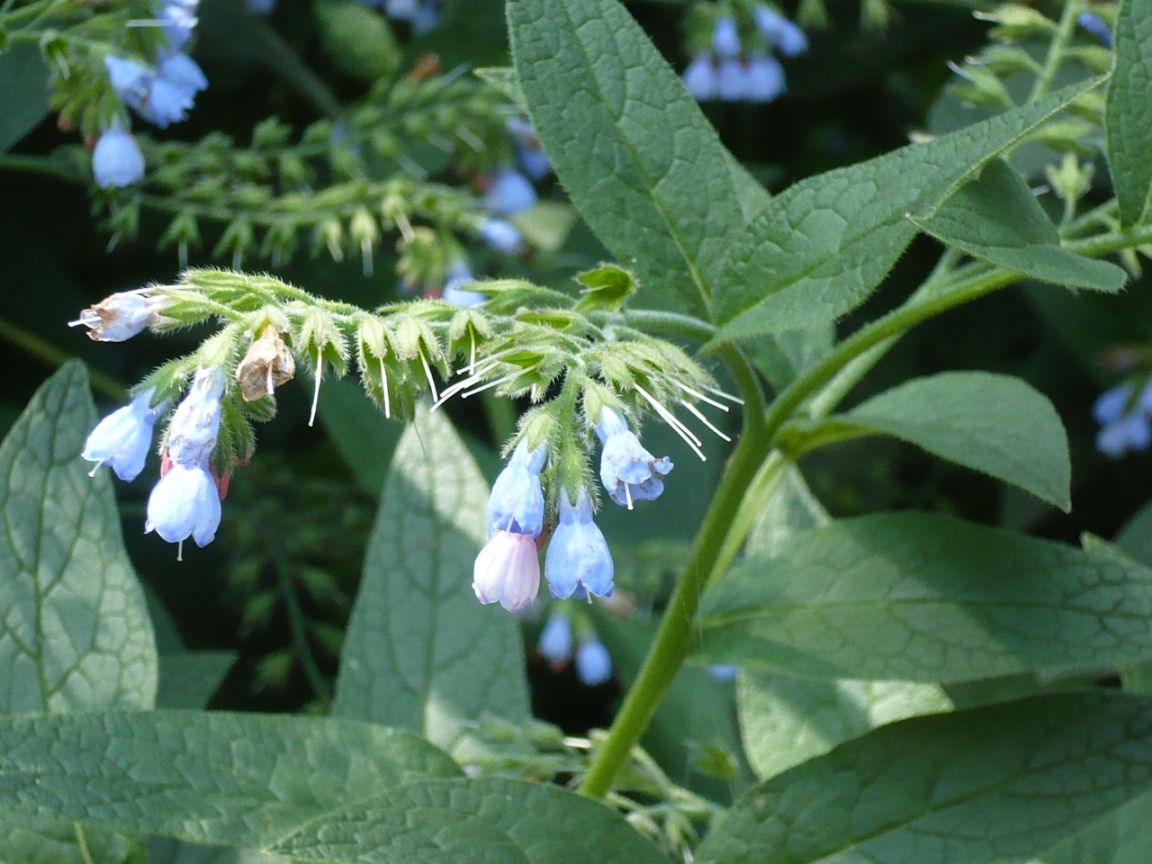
[537,615,573,665]
[411,1,440,34]
[709,665,739,682]
[1078,12,1112,47]
[683,54,718,100]
[106,51,207,129]
[485,168,537,217]
[473,530,540,612]
[1093,383,1133,425]
[486,439,546,537]
[1093,382,1152,458]
[82,389,167,481]
[145,461,221,546]
[508,119,551,180]
[717,58,749,101]
[481,219,522,254]
[161,0,200,50]
[92,123,145,189]
[70,290,156,341]
[167,367,226,467]
[104,55,151,104]
[753,4,808,56]
[747,53,786,102]
[596,407,673,508]
[384,0,417,19]
[544,491,614,600]
[575,639,612,686]
[712,15,742,58]
[443,260,486,307]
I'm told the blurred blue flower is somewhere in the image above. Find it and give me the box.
[747,53,786,102]
[508,119,551,180]
[1094,382,1152,458]
[82,389,167,481]
[473,530,540,612]
[442,260,486,307]
[709,665,739,682]
[160,0,200,50]
[145,461,221,547]
[576,639,612,686]
[716,58,749,101]
[167,367,226,467]
[105,51,207,129]
[486,439,546,537]
[537,615,574,665]
[480,219,523,254]
[683,54,718,100]
[596,407,673,508]
[92,122,145,189]
[485,168,537,217]
[712,15,742,58]
[753,4,808,56]
[1077,12,1112,47]
[245,0,275,13]
[544,491,614,600]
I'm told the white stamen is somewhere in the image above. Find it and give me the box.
[674,381,729,412]
[379,359,391,419]
[681,400,731,442]
[177,540,184,563]
[361,241,373,277]
[395,212,415,242]
[469,329,477,373]
[88,464,100,478]
[635,384,707,461]
[461,373,517,400]
[706,385,744,405]
[625,482,633,510]
[309,349,322,427]
[420,351,439,402]
[266,371,274,397]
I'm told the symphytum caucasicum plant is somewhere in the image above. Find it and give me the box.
[6,0,1152,860]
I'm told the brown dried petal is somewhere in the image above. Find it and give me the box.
[236,325,296,402]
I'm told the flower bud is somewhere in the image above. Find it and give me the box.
[473,530,541,612]
[82,389,167,481]
[544,491,614,599]
[575,639,612,686]
[537,615,574,666]
[235,325,296,401]
[70,290,164,342]
[595,407,673,508]
[712,15,741,58]
[92,122,145,189]
[753,5,808,56]
[167,367,226,466]
[145,461,222,547]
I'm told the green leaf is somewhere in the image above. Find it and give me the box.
[314,0,400,82]
[909,159,1127,292]
[697,692,1152,864]
[698,512,1152,682]
[738,671,952,781]
[156,652,236,709]
[267,777,669,864]
[710,80,1100,345]
[332,406,529,748]
[473,67,526,109]
[838,371,1071,510]
[508,0,754,318]
[0,362,157,713]
[1106,0,1152,226]
[0,43,49,153]
[1117,495,1152,566]
[0,710,459,848]
[745,464,829,559]
[0,820,142,864]
[320,377,403,496]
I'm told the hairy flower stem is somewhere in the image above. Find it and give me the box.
[1028,0,1084,104]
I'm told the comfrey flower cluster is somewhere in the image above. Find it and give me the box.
[1094,381,1152,458]
[537,614,614,686]
[93,0,208,189]
[472,407,675,613]
[682,3,807,103]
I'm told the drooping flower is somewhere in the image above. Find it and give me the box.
[145,460,222,546]
[1077,11,1113,47]
[1093,382,1152,458]
[486,439,546,537]
[484,168,537,217]
[104,50,207,129]
[746,53,785,103]
[473,530,541,612]
[575,638,612,686]
[683,54,718,101]
[507,119,551,180]
[82,389,167,481]
[753,4,808,56]
[92,122,145,189]
[480,219,523,255]
[166,367,226,467]
[537,615,574,666]
[716,58,749,101]
[442,260,486,307]
[70,290,162,342]
[712,15,742,58]
[544,491,614,600]
[160,0,200,50]
[595,407,673,508]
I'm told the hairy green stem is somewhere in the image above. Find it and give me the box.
[270,547,332,702]
[1028,0,1084,103]
[578,344,767,798]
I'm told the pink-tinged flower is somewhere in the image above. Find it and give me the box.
[473,530,540,612]
[82,388,167,481]
[145,461,221,547]
[167,367,226,467]
[70,290,163,342]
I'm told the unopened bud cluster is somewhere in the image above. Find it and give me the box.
[71,269,735,601]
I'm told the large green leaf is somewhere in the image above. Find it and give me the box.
[0,710,459,848]
[320,377,403,496]
[710,80,1099,345]
[737,672,952,781]
[0,362,156,713]
[508,0,766,319]
[332,406,529,748]
[836,371,1071,510]
[267,777,668,864]
[909,159,1126,292]
[698,512,1152,682]
[697,692,1152,864]
[0,820,140,864]
[0,43,50,153]
[0,711,665,864]
[156,652,236,709]
[746,464,829,559]
[1106,0,1152,226]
